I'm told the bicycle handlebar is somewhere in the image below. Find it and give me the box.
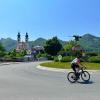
[81,66,86,70]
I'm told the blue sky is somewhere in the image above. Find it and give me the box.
[0,0,100,41]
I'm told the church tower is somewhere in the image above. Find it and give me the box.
[25,32,28,43]
[25,32,29,50]
[17,32,21,42]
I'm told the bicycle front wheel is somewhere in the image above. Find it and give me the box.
[67,72,77,83]
[81,71,90,82]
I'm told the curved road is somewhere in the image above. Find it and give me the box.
[0,62,100,100]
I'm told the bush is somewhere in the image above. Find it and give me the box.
[54,56,75,62]
[36,53,47,59]
[36,54,41,58]
[3,54,24,62]
[3,55,12,61]
[61,56,75,62]
[57,49,66,56]
[86,52,98,57]
[46,55,54,60]
[54,56,59,62]
[88,56,100,63]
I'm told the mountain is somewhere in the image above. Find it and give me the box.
[32,38,47,46]
[0,38,17,51]
[28,38,47,49]
[79,34,100,52]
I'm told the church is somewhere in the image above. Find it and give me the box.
[16,32,29,52]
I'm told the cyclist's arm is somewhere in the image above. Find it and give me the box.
[77,59,85,68]
[78,63,86,69]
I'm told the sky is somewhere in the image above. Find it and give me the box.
[0,0,100,41]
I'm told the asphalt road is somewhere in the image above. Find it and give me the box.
[0,61,100,100]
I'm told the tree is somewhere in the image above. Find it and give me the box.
[20,50,27,56]
[64,40,76,56]
[44,37,62,56]
[0,43,5,57]
[58,48,66,56]
[10,49,16,58]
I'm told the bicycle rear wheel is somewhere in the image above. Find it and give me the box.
[67,72,77,83]
[81,71,90,82]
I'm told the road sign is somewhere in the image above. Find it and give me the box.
[58,55,62,61]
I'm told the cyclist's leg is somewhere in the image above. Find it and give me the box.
[75,65,80,78]
[71,64,77,75]
[71,64,80,78]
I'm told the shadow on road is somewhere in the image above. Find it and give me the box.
[77,81,94,84]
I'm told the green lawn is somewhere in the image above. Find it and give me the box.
[40,62,100,70]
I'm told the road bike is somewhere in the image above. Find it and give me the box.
[67,67,90,83]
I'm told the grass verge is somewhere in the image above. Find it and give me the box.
[40,62,100,70]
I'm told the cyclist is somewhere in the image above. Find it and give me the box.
[71,56,84,78]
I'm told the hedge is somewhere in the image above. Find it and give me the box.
[88,56,100,63]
